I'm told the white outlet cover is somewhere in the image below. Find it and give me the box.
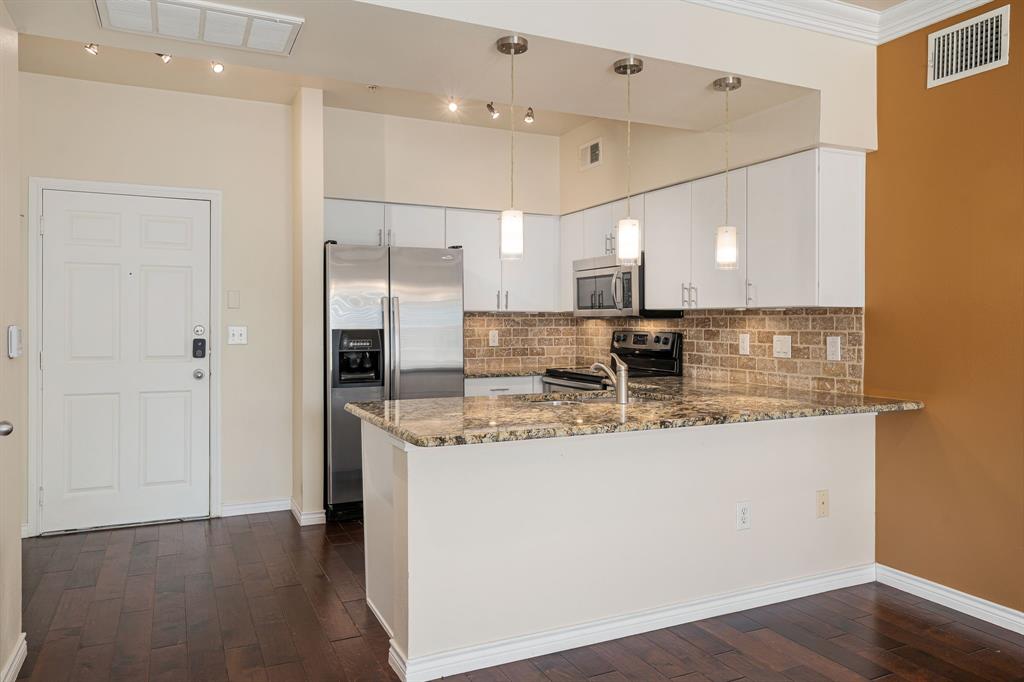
[826,336,842,362]
[738,333,750,356]
[488,330,499,347]
[736,501,751,531]
[772,335,792,359]
[228,325,248,345]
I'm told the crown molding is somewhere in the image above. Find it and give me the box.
[686,0,997,45]
[878,0,992,43]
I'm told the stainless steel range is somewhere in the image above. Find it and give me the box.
[542,330,682,392]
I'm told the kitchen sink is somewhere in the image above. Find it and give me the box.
[578,396,660,404]
[529,400,583,406]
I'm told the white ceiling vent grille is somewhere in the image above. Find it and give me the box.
[579,139,602,171]
[927,5,1010,88]
[94,0,304,55]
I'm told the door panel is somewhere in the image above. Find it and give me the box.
[501,214,559,312]
[386,204,445,248]
[389,247,464,399]
[582,203,612,259]
[444,208,500,312]
[643,183,692,309]
[41,189,211,532]
[558,212,584,311]
[691,169,747,309]
[325,198,386,246]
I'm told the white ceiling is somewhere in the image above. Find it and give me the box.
[5,0,815,133]
[836,0,907,11]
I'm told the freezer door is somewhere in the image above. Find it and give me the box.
[389,247,464,399]
[326,244,389,330]
[329,385,384,505]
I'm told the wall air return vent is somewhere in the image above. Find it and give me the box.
[94,0,304,55]
[927,5,1010,88]
[579,138,602,171]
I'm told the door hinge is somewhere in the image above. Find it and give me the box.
[38,486,44,507]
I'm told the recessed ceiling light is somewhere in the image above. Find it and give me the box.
[84,43,99,55]
[156,53,172,63]
[487,102,500,119]
[524,107,535,124]
[447,99,459,113]
[211,61,225,74]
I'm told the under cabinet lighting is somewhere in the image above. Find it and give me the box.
[84,43,99,55]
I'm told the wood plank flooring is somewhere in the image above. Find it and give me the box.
[20,512,1024,681]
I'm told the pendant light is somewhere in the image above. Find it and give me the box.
[497,35,528,261]
[613,56,643,266]
[712,75,742,270]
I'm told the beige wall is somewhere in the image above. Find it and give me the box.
[559,94,820,214]
[19,73,294,510]
[0,5,24,675]
[324,106,560,214]
[366,0,875,150]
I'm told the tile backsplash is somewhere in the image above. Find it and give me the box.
[467,308,864,394]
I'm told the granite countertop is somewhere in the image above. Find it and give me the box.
[345,377,924,447]
[464,369,543,378]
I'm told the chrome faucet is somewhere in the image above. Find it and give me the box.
[590,352,629,405]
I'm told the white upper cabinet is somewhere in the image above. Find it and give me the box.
[582,203,614,259]
[444,208,501,312]
[690,169,747,309]
[817,149,865,307]
[642,183,692,310]
[502,214,560,312]
[325,198,386,246]
[385,204,446,248]
[746,150,818,308]
[558,212,584,312]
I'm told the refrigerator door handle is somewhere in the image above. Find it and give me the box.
[392,296,401,399]
[381,296,391,399]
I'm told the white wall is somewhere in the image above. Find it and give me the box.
[363,0,876,151]
[19,73,294,510]
[325,106,560,214]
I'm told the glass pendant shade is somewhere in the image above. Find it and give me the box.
[499,209,524,260]
[616,218,642,265]
[715,225,738,270]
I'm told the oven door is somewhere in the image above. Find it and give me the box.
[573,260,639,317]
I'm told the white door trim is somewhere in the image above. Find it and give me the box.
[26,177,223,536]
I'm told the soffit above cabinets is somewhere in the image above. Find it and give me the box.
[94,0,303,55]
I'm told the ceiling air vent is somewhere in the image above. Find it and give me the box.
[927,5,1010,88]
[579,138,602,171]
[94,0,304,55]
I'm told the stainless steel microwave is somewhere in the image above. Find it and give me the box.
[572,255,641,317]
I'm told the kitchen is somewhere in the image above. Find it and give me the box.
[1,1,1022,682]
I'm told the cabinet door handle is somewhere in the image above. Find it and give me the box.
[386,228,393,245]
[505,290,509,309]
[497,290,501,309]
[489,387,510,392]
[377,229,383,247]
[692,284,698,308]
[745,280,754,306]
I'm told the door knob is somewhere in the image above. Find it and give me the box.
[0,421,12,437]
[193,369,205,380]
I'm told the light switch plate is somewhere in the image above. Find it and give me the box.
[738,333,750,356]
[772,335,792,359]
[228,326,248,345]
[488,330,499,347]
[826,336,842,362]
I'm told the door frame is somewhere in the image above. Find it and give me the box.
[25,177,223,536]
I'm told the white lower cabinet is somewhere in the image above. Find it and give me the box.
[464,376,539,397]
[642,183,692,309]
[690,169,747,309]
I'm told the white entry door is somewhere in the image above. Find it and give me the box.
[40,189,211,532]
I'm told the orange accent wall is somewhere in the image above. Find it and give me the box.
[867,0,1024,610]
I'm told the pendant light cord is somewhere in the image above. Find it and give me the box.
[510,48,516,209]
[724,87,730,226]
[626,67,632,216]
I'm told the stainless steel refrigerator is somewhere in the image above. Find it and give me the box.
[325,243,464,518]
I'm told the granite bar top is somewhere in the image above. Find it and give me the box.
[345,377,923,447]
[464,369,542,378]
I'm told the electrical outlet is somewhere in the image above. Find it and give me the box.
[826,336,841,362]
[488,330,499,347]
[736,501,751,531]
[816,489,829,518]
[772,335,792,359]
[739,333,750,356]
[228,326,248,345]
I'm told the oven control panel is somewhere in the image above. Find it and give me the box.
[611,330,679,350]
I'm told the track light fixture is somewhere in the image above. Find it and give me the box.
[211,61,224,74]
[157,53,172,63]
[524,107,535,124]
[487,102,500,119]
[84,43,99,56]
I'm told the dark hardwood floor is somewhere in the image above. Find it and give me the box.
[20,512,1024,681]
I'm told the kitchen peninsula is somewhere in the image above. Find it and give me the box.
[346,380,922,681]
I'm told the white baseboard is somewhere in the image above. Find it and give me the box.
[391,563,877,682]
[221,498,291,517]
[366,596,394,638]
[1,633,26,682]
[290,499,326,526]
[876,564,1024,635]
